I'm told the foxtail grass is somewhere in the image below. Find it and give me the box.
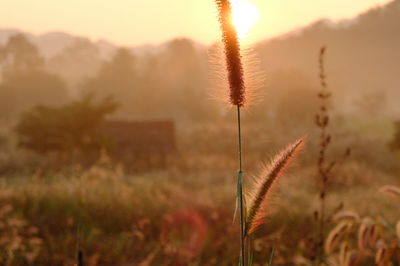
[379,185,400,200]
[214,1,304,264]
[245,138,304,235]
[215,0,247,264]
[324,221,351,254]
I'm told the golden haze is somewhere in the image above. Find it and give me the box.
[0,0,392,45]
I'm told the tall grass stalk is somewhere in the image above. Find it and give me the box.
[215,1,304,264]
[215,0,247,264]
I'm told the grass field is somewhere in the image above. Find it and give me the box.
[0,119,399,265]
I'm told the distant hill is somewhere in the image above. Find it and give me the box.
[0,27,182,60]
[0,28,117,59]
[255,0,400,115]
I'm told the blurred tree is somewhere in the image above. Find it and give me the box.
[82,39,218,122]
[156,38,217,121]
[15,96,118,156]
[46,39,102,95]
[0,71,68,120]
[82,48,138,118]
[0,33,44,73]
[0,34,69,124]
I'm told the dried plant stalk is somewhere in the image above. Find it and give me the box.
[316,47,330,261]
[314,46,351,265]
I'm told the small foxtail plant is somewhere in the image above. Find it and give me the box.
[214,1,304,264]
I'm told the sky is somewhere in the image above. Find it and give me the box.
[0,0,393,46]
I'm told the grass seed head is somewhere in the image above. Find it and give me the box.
[333,210,360,223]
[379,185,400,200]
[245,138,304,236]
[375,249,386,265]
[215,0,246,107]
[325,221,351,254]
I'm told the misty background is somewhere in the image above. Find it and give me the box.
[0,0,399,122]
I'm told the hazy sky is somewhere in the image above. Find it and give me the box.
[0,0,392,46]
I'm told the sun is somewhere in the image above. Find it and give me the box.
[230,0,260,39]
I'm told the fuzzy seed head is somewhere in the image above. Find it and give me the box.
[245,138,304,236]
[215,0,246,107]
[333,210,360,223]
[358,223,369,250]
[325,221,351,254]
[358,217,375,250]
[379,185,400,200]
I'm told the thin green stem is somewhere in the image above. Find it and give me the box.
[268,246,275,266]
[237,106,246,266]
[237,106,243,172]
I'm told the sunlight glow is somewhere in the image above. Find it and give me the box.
[230,0,260,39]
